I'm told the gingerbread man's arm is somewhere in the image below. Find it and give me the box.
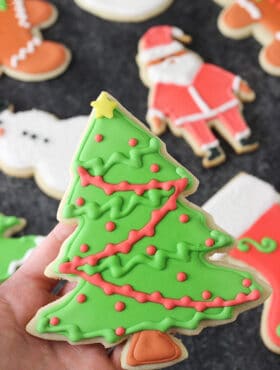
[25,0,57,28]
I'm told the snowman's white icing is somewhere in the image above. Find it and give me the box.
[74,0,173,20]
[0,109,87,198]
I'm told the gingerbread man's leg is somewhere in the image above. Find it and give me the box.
[218,2,256,39]
[25,0,58,29]
[216,108,258,154]
[121,330,188,369]
[259,35,280,76]
[181,120,225,168]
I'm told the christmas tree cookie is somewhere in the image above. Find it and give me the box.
[0,0,71,81]
[27,92,265,369]
[0,214,43,282]
[203,173,280,354]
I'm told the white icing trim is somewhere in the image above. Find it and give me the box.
[10,37,42,68]
[235,128,250,140]
[172,27,184,38]
[201,140,219,150]
[203,173,280,237]
[232,76,241,92]
[13,0,30,28]
[235,0,262,20]
[8,248,34,275]
[139,41,184,63]
[275,32,280,41]
[188,86,211,113]
[147,108,165,120]
[175,99,239,125]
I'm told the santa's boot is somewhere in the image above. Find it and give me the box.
[202,146,225,168]
[25,0,58,28]
[0,0,71,81]
[121,330,188,369]
[260,35,280,77]
[237,136,259,153]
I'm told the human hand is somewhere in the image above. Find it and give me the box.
[0,223,123,370]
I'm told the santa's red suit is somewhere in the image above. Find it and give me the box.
[148,62,250,151]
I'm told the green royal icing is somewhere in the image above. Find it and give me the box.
[35,93,263,344]
[0,0,6,11]
[237,237,277,253]
[0,214,39,282]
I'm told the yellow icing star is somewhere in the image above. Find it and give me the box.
[90,92,117,119]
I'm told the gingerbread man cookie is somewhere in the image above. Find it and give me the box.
[137,25,258,168]
[0,101,87,199]
[214,0,280,76]
[0,213,43,282]
[74,0,173,22]
[27,92,265,370]
[203,173,280,354]
[0,0,71,81]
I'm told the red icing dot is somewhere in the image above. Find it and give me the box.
[179,214,189,223]
[95,134,103,142]
[129,138,138,147]
[202,290,212,300]
[115,301,126,312]
[205,238,215,247]
[115,327,126,336]
[80,244,89,253]
[106,221,116,232]
[146,245,157,255]
[242,278,252,288]
[76,294,87,303]
[177,272,187,282]
[150,164,160,173]
[76,197,85,206]
[50,317,60,326]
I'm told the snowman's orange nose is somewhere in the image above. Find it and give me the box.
[0,128,5,136]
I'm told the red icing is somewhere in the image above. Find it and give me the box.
[242,278,252,288]
[0,128,5,136]
[177,272,187,282]
[142,26,176,48]
[106,221,116,232]
[202,290,212,300]
[179,214,189,223]
[76,294,87,303]
[129,138,138,147]
[115,327,126,336]
[115,301,126,312]
[76,197,85,206]
[230,204,280,348]
[146,245,157,255]
[95,134,103,142]
[205,238,215,247]
[50,317,60,326]
[150,164,160,173]
[80,244,89,253]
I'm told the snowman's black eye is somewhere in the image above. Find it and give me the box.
[22,131,28,136]
[31,134,37,140]
[0,120,3,125]
[44,138,50,143]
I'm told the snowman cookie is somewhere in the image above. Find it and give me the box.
[203,173,280,354]
[74,0,173,22]
[0,0,71,81]
[137,25,258,168]
[0,101,87,199]
[0,213,43,282]
[214,0,280,76]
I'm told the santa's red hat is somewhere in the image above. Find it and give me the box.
[138,25,191,64]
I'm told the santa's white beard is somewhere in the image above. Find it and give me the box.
[147,52,203,86]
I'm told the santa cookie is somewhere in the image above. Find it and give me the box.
[27,92,265,370]
[203,173,280,354]
[0,0,71,81]
[74,0,173,22]
[214,0,280,76]
[0,214,43,282]
[137,26,258,168]
[0,101,87,199]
